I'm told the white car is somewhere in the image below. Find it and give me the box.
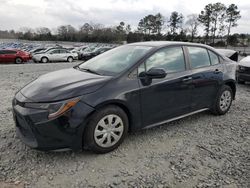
[237,56,250,84]
[216,49,238,62]
[32,49,78,63]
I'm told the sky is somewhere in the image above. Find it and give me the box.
[0,0,249,34]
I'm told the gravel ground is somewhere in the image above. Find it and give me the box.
[0,63,249,188]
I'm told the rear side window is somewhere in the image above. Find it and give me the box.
[187,47,210,69]
[145,47,186,73]
[2,50,16,54]
[60,49,67,53]
[208,50,220,65]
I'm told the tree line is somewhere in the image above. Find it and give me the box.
[0,2,247,46]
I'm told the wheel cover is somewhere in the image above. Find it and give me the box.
[42,58,47,63]
[219,90,232,112]
[16,58,22,64]
[94,114,124,148]
[68,57,73,62]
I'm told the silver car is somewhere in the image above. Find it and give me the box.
[32,49,78,63]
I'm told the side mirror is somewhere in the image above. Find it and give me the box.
[145,68,167,79]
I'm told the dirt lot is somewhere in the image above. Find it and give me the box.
[0,63,249,188]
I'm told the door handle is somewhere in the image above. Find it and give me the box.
[182,77,193,82]
[214,69,222,74]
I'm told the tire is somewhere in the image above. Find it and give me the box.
[83,105,128,153]
[211,85,233,115]
[15,57,23,64]
[41,57,49,63]
[67,56,73,63]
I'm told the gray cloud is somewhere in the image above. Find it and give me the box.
[0,0,249,34]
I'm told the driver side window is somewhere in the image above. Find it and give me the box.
[144,46,186,73]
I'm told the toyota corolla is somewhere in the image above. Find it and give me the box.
[12,42,236,153]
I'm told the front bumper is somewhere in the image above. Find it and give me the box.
[22,56,32,62]
[32,56,41,62]
[12,93,95,151]
[236,71,250,82]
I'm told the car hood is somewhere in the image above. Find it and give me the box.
[20,68,111,102]
[238,61,250,67]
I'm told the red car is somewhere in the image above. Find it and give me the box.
[0,49,31,64]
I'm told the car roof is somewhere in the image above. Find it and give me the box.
[0,49,18,51]
[127,41,209,48]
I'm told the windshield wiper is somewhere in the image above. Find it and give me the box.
[77,67,101,75]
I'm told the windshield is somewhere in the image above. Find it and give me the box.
[79,45,152,76]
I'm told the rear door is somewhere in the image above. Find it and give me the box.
[59,49,69,61]
[185,46,223,110]
[0,50,4,62]
[3,50,17,63]
[139,46,193,127]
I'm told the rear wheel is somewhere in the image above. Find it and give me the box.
[15,57,23,64]
[67,56,73,63]
[83,105,128,153]
[211,85,233,115]
[41,57,49,63]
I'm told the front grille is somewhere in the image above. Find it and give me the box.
[239,66,250,74]
[13,99,25,107]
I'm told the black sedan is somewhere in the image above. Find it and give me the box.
[81,47,113,61]
[12,41,237,153]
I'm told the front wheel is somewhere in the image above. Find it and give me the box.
[15,57,23,64]
[211,85,233,115]
[83,105,128,153]
[41,57,49,63]
[67,57,73,63]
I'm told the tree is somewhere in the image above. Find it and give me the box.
[227,34,238,46]
[198,4,213,43]
[168,11,184,35]
[19,27,34,40]
[210,2,226,45]
[80,23,93,34]
[226,4,241,43]
[116,22,125,33]
[36,27,51,35]
[138,18,147,34]
[154,13,165,35]
[57,25,76,41]
[185,14,199,41]
[125,24,131,34]
[138,13,165,35]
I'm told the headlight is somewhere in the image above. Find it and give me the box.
[24,98,80,119]
[238,66,246,71]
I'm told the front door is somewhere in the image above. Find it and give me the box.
[139,46,193,127]
[49,50,61,61]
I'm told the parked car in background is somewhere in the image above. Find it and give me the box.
[29,48,46,54]
[236,56,250,84]
[0,49,31,64]
[32,49,78,63]
[81,47,113,61]
[216,49,238,62]
[70,46,88,59]
[79,47,96,60]
[12,41,236,153]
